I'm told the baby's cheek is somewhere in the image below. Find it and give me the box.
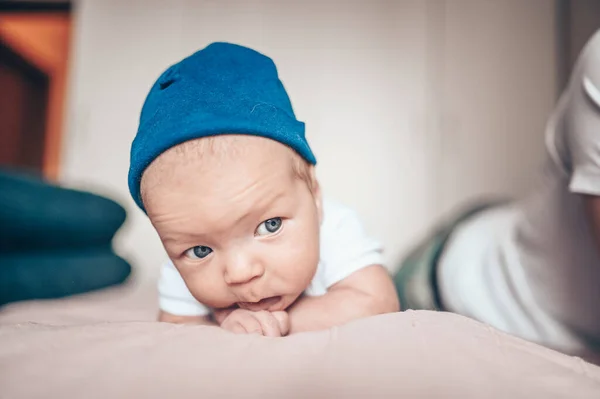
[185,270,232,308]
[277,235,319,287]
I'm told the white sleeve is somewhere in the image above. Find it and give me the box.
[158,260,210,316]
[318,199,385,289]
[563,32,600,196]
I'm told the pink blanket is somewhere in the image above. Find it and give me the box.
[1,284,599,398]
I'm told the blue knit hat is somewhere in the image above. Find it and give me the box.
[128,42,316,211]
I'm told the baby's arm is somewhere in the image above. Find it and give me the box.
[287,264,399,334]
[160,308,290,337]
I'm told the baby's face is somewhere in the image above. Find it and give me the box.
[143,136,321,313]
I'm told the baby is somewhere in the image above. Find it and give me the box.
[128,43,399,336]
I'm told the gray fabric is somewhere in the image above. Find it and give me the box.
[394,201,505,311]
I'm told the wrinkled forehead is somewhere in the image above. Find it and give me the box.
[140,135,298,208]
[152,135,293,169]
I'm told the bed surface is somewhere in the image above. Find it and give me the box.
[1,282,599,398]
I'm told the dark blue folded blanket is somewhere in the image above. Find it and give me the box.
[0,168,126,253]
[0,249,131,305]
[0,168,131,305]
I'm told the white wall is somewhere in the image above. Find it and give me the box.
[438,0,556,214]
[60,0,555,282]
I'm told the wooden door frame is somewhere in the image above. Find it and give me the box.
[0,1,71,180]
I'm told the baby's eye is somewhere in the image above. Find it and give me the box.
[255,217,282,236]
[185,246,213,259]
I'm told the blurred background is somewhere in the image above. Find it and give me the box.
[1,0,599,285]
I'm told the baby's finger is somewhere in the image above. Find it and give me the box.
[222,311,260,334]
[252,311,283,337]
[227,321,247,335]
[221,315,247,334]
[271,311,290,336]
[238,314,263,335]
[213,307,236,325]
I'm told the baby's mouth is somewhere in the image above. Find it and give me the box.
[238,296,282,312]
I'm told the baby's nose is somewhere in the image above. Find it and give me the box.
[223,254,264,285]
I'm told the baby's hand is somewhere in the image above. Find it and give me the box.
[219,309,290,337]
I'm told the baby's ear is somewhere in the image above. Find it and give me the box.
[308,166,323,224]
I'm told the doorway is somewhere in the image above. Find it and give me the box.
[0,1,71,179]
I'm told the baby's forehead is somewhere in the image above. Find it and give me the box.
[157,135,293,169]
[141,135,296,191]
